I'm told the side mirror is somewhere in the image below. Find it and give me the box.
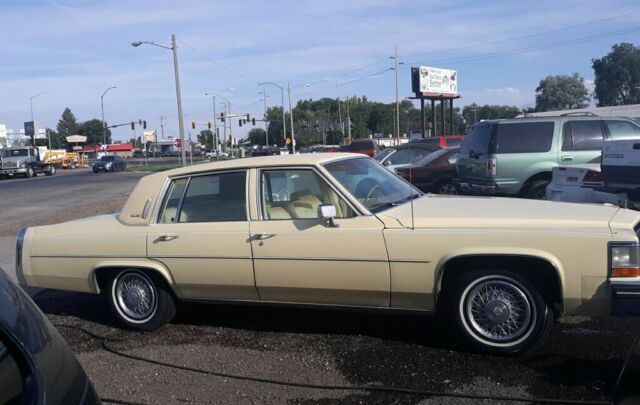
[317,204,339,227]
[383,160,391,166]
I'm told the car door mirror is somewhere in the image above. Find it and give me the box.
[317,204,339,227]
[383,160,391,166]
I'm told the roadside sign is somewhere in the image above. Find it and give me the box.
[24,121,35,136]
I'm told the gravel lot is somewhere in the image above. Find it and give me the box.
[3,170,640,404]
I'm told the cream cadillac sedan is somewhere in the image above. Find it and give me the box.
[16,153,640,354]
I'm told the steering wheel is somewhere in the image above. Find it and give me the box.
[354,178,383,207]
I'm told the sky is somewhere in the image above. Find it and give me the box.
[1,0,640,143]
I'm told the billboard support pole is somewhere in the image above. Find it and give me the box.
[450,98,454,135]
[420,98,426,139]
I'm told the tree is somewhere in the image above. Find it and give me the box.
[197,130,214,150]
[56,108,79,139]
[462,104,521,126]
[248,128,267,145]
[79,118,111,145]
[534,73,589,112]
[592,43,640,106]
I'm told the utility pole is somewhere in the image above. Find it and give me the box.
[288,82,296,153]
[336,80,343,139]
[394,45,400,145]
[212,97,218,151]
[262,84,269,146]
[170,34,187,167]
[222,103,227,153]
[346,97,352,141]
[160,115,165,139]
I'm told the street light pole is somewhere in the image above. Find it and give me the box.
[262,84,269,147]
[132,34,186,166]
[100,86,117,147]
[259,82,286,151]
[29,91,51,147]
[287,82,295,153]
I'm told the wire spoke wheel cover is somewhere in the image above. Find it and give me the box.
[113,271,158,323]
[460,276,536,347]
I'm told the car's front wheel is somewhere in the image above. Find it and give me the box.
[447,270,551,355]
[107,269,176,331]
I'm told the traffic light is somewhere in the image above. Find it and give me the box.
[239,120,242,127]
[246,114,250,121]
[130,121,135,130]
[207,122,211,129]
[220,112,225,123]
[251,118,256,126]
[191,122,196,129]
[143,120,147,129]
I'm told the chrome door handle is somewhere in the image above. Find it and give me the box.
[155,234,178,242]
[251,233,276,241]
[560,155,574,161]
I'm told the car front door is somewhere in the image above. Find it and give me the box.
[146,170,258,300]
[250,167,390,307]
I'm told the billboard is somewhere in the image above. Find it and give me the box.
[0,124,6,139]
[411,66,458,96]
[144,130,156,143]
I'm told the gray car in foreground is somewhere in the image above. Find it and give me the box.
[0,255,100,404]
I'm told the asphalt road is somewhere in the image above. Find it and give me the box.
[1,169,640,404]
[0,168,146,235]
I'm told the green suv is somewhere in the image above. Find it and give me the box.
[456,116,640,199]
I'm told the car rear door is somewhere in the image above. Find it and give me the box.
[146,170,258,300]
[559,120,605,166]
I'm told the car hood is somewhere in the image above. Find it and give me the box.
[376,194,636,234]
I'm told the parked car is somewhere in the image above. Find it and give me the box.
[93,155,126,172]
[373,143,439,172]
[132,150,145,158]
[456,115,640,199]
[1,263,100,404]
[251,146,280,157]
[338,139,380,157]
[16,153,640,355]
[410,135,465,149]
[546,163,604,203]
[396,147,460,194]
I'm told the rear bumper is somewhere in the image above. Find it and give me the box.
[457,179,497,195]
[611,282,640,316]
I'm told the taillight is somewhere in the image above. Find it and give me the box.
[486,158,497,177]
[583,170,602,183]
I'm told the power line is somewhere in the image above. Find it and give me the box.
[177,39,260,84]
[403,25,640,67]
[403,10,640,59]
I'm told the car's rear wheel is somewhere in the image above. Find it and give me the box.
[25,167,34,178]
[107,269,176,331]
[45,165,56,176]
[525,180,549,200]
[436,180,458,195]
[447,270,551,355]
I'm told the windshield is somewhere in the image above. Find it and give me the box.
[98,156,116,162]
[373,148,395,162]
[324,157,421,213]
[3,149,29,158]
[413,148,449,166]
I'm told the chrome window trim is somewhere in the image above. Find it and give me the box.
[256,165,363,221]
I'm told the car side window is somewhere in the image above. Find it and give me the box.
[607,120,640,140]
[179,172,247,223]
[261,169,354,220]
[562,120,604,151]
[385,149,411,165]
[158,178,188,223]
[0,337,25,404]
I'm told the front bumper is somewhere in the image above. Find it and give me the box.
[0,168,27,175]
[93,166,112,172]
[611,282,640,316]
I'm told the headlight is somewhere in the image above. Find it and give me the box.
[609,243,640,277]
[20,163,26,168]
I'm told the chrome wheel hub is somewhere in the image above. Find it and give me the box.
[464,279,534,343]
[115,272,157,321]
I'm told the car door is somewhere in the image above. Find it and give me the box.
[250,167,390,307]
[146,170,258,300]
[559,120,605,166]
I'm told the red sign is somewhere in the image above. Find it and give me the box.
[173,138,181,148]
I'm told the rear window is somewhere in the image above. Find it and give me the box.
[460,123,495,154]
[494,122,554,153]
